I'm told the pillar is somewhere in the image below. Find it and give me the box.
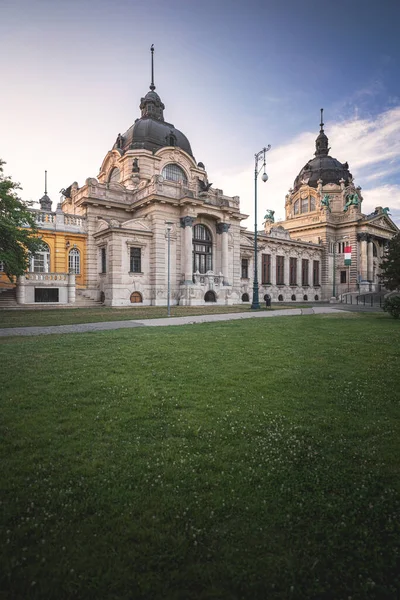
[180,216,195,284]
[16,275,26,304]
[217,222,231,285]
[367,238,374,282]
[271,252,276,285]
[284,254,290,286]
[68,271,76,304]
[358,233,368,281]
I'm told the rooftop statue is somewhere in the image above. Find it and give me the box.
[264,209,275,222]
[344,191,359,212]
[321,194,331,212]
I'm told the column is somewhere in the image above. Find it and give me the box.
[284,253,290,286]
[367,237,374,282]
[180,216,195,284]
[358,233,368,280]
[271,252,276,285]
[217,222,230,285]
[67,272,76,304]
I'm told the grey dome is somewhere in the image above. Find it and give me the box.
[115,118,193,157]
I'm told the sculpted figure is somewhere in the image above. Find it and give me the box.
[344,191,359,212]
[321,194,331,212]
[264,209,275,222]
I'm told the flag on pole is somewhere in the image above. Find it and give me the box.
[344,245,352,266]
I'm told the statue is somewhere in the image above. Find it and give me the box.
[116,133,123,149]
[321,194,331,212]
[264,209,275,222]
[382,207,391,215]
[344,191,359,212]
[132,158,140,173]
[198,178,212,193]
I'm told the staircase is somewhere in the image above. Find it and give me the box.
[0,288,18,309]
[74,289,104,307]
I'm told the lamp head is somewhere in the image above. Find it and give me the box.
[261,172,268,183]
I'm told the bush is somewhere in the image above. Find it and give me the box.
[383,296,400,319]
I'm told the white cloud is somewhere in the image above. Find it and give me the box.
[213,106,400,228]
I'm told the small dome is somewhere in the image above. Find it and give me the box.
[115,119,193,157]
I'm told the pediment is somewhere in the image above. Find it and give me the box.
[121,218,152,232]
[363,213,398,233]
[240,235,254,248]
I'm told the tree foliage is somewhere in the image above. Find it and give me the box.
[379,232,400,291]
[0,159,43,282]
[383,296,400,319]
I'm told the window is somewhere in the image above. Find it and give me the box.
[291,294,296,301]
[313,261,320,286]
[30,243,50,273]
[242,293,250,302]
[101,248,106,273]
[303,295,308,301]
[167,135,176,146]
[193,224,212,274]
[162,163,188,185]
[130,247,142,273]
[314,295,319,301]
[35,288,59,303]
[130,291,143,303]
[294,200,299,215]
[241,258,249,279]
[68,248,80,274]
[276,256,285,285]
[301,197,309,213]
[262,254,271,284]
[302,259,309,286]
[310,196,316,211]
[373,244,378,257]
[340,270,347,284]
[108,167,120,183]
[289,257,297,286]
[278,294,284,301]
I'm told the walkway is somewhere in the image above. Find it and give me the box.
[0,307,348,337]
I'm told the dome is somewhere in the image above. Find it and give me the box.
[115,118,194,157]
[293,110,352,192]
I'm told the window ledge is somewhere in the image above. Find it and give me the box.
[129,272,144,276]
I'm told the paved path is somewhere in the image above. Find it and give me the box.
[0,307,348,338]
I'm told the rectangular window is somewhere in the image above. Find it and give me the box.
[130,247,142,273]
[289,257,297,286]
[241,258,249,279]
[262,254,271,284]
[302,259,309,286]
[340,270,347,284]
[101,248,106,273]
[34,288,59,303]
[313,260,320,286]
[276,255,285,285]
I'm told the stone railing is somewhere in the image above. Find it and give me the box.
[25,272,68,282]
[34,212,55,224]
[192,271,224,286]
[29,209,87,232]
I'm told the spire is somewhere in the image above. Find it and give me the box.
[39,170,52,212]
[315,108,329,157]
[150,44,155,91]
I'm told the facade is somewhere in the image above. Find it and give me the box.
[1,58,397,307]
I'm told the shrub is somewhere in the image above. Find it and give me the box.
[383,296,400,319]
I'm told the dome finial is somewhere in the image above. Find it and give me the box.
[320,108,324,131]
[44,169,47,195]
[315,108,329,157]
[150,44,155,91]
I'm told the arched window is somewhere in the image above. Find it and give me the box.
[108,167,120,183]
[167,134,176,147]
[294,200,299,215]
[204,290,216,302]
[30,242,50,273]
[314,294,319,301]
[291,294,296,301]
[162,163,188,185]
[303,295,308,301]
[310,196,316,211]
[301,197,309,213]
[130,291,143,303]
[68,248,80,274]
[242,293,250,302]
[278,294,284,302]
[193,224,212,274]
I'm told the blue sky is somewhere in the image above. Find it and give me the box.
[1,0,399,226]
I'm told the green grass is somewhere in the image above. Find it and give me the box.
[0,304,306,329]
[1,313,399,599]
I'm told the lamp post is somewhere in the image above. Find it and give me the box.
[251,145,271,310]
[166,221,173,316]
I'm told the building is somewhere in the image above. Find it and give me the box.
[0,52,397,307]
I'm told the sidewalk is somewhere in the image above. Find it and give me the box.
[0,307,348,337]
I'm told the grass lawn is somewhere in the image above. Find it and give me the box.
[1,313,399,599]
[0,304,306,329]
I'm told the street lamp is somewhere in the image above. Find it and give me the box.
[251,145,271,310]
[166,221,173,316]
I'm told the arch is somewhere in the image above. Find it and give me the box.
[291,294,296,301]
[303,294,308,301]
[130,291,143,303]
[314,294,319,301]
[108,167,120,183]
[278,294,284,302]
[68,247,81,274]
[204,290,216,303]
[193,224,213,274]
[161,163,188,185]
[242,293,250,302]
[30,242,50,273]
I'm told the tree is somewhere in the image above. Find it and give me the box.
[379,232,400,291]
[0,159,43,282]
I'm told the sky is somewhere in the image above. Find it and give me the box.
[1,0,400,228]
